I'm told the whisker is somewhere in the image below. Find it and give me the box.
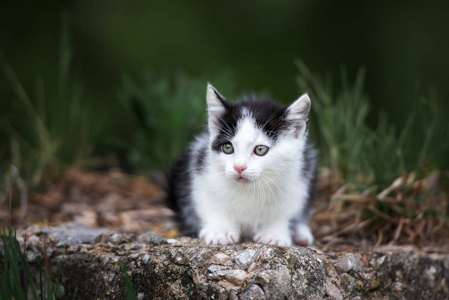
[178,166,201,176]
[261,175,276,199]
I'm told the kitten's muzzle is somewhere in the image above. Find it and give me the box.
[234,165,247,174]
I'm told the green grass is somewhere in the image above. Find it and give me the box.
[0,221,59,300]
[121,262,137,300]
[0,16,97,193]
[1,223,36,300]
[296,60,449,188]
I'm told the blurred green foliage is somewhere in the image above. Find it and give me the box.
[297,61,449,187]
[0,18,100,191]
[119,73,208,171]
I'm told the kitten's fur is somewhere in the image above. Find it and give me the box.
[168,84,317,246]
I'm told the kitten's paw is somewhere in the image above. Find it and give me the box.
[293,223,314,247]
[253,231,292,246]
[199,227,240,245]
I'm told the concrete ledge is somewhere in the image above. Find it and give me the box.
[2,224,448,299]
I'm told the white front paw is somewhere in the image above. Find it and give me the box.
[199,227,240,245]
[253,231,292,246]
[293,223,314,247]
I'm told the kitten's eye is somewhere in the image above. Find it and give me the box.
[221,142,234,154]
[254,145,269,156]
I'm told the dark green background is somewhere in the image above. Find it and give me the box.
[3,1,449,98]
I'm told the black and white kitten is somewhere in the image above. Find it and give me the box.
[168,84,317,246]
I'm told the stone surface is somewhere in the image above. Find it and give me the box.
[335,253,365,273]
[1,224,449,299]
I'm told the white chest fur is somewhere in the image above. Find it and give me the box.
[193,162,308,230]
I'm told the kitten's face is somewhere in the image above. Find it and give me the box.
[206,84,311,185]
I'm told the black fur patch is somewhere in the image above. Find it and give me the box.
[211,97,291,152]
[167,151,191,214]
[211,102,241,152]
[167,133,208,236]
[195,144,207,171]
[241,98,289,140]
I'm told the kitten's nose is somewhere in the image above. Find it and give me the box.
[234,165,247,174]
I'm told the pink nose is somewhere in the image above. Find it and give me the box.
[234,165,247,174]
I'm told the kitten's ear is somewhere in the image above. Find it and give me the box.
[206,83,228,134]
[286,94,311,138]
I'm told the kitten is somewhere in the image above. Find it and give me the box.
[168,84,317,246]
